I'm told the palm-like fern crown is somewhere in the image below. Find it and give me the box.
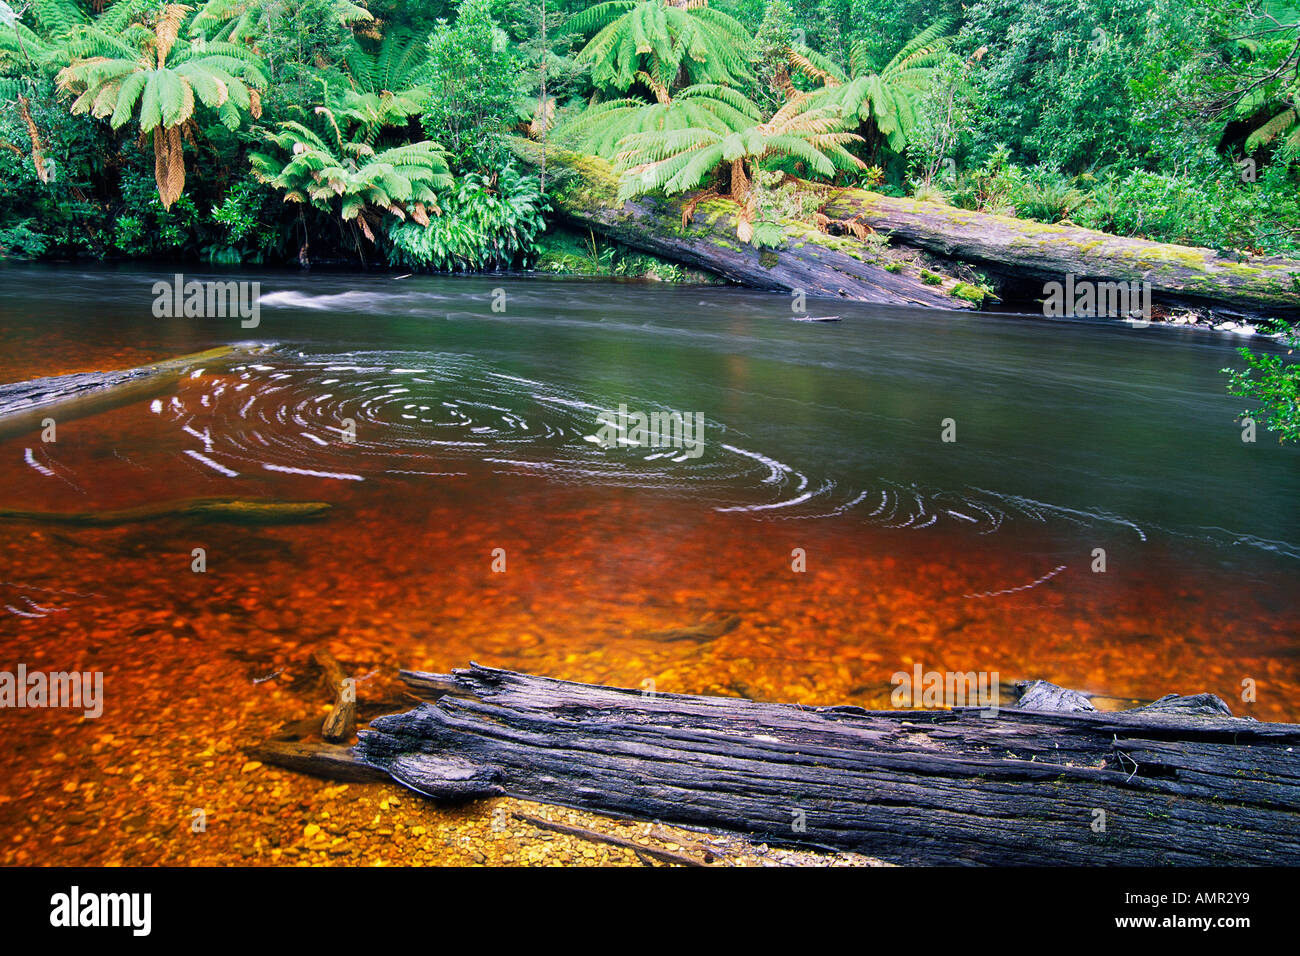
[613,88,864,201]
[344,28,431,96]
[573,0,754,95]
[55,3,268,134]
[249,112,452,238]
[556,82,760,158]
[191,0,373,47]
[792,19,952,151]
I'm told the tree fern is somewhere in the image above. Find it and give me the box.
[573,0,753,95]
[55,3,266,208]
[799,20,952,153]
[610,87,864,241]
[250,108,453,244]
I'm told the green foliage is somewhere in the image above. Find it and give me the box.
[0,217,50,257]
[422,0,525,171]
[797,20,953,153]
[249,113,452,244]
[573,0,754,95]
[198,0,365,119]
[945,146,1300,256]
[1223,330,1300,443]
[57,4,267,135]
[385,163,547,271]
[611,88,863,201]
[2,0,1299,277]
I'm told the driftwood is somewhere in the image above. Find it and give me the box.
[820,187,1300,313]
[330,665,1300,866]
[512,139,979,309]
[0,345,243,442]
[313,649,358,743]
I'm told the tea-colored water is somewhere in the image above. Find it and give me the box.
[0,265,1295,865]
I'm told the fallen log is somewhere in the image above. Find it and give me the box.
[821,187,1300,314]
[512,139,979,310]
[0,344,251,442]
[344,665,1300,866]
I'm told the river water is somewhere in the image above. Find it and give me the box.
[0,264,1297,861]
[2,264,1297,709]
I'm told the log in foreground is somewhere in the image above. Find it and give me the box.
[821,187,1300,313]
[512,139,978,310]
[353,665,1300,866]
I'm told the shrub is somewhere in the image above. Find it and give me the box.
[385,163,547,271]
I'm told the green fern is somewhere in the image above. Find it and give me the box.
[573,0,754,95]
[797,20,953,153]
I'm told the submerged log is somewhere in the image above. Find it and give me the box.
[512,139,979,310]
[821,187,1300,313]
[347,664,1300,866]
[0,345,248,442]
[0,497,332,525]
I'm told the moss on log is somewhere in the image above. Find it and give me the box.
[513,139,976,309]
[821,186,1300,313]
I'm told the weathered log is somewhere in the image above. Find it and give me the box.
[512,139,979,309]
[352,664,1300,866]
[0,345,245,442]
[821,187,1300,313]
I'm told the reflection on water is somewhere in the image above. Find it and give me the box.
[0,264,1296,864]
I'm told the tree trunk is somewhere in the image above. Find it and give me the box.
[820,186,1300,314]
[347,664,1300,866]
[511,139,978,309]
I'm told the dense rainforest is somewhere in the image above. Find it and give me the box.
[1,0,1298,434]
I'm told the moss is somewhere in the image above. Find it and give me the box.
[950,281,986,303]
[884,262,903,273]
[920,269,944,286]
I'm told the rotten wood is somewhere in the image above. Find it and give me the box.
[0,497,332,525]
[348,664,1300,866]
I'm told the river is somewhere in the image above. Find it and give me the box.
[0,264,1296,862]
